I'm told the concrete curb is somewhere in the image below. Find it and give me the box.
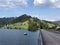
[40,30,43,45]
[38,30,43,45]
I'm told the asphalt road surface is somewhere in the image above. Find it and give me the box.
[41,29,60,45]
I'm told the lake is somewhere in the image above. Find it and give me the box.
[0,29,40,45]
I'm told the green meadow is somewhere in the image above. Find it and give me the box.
[2,21,29,30]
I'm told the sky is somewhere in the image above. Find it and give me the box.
[0,0,60,21]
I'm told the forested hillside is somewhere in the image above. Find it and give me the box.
[0,14,60,31]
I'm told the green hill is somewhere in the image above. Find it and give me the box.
[11,14,31,23]
[40,20,60,30]
[1,14,60,31]
[2,14,39,31]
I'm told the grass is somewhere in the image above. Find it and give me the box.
[2,21,29,30]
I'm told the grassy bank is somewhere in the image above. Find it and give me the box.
[2,21,29,30]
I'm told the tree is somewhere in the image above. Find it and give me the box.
[28,18,39,31]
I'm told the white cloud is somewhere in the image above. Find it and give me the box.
[34,0,60,8]
[34,0,46,6]
[44,19,55,21]
[0,0,28,8]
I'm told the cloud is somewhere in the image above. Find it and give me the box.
[34,0,60,8]
[0,0,28,8]
[44,19,55,21]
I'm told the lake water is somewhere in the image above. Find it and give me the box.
[0,29,40,45]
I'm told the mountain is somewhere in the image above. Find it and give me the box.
[1,14,39,31]
[0,14,60,31]
[0,17,15,25]
[54,21,60,25]
[11,14,31,23]
[0,14,31,25]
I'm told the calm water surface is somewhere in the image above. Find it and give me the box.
[0,29,40,45]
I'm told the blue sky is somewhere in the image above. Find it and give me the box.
[0,0,60,21]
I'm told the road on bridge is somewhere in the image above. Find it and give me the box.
[41,29,60,45]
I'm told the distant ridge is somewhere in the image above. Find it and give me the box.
[54,21,60,25]
[0,17,15,25]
